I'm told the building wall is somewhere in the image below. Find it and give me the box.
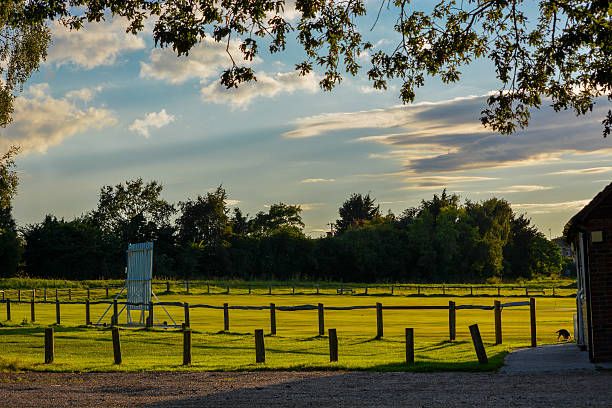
[585,203,612,362]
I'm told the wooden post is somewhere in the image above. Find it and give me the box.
[318,303,325,336]
[85,299,91,325]
[270,303,276,335]
[184,303,190,328]
[186,281,190,294]
[56,300,60,325]
[470,286,473,296]
[55,289,58,301]
[494,300,502,345]
[530,297,537,347]
[68,288,71,301]
[44,289,47,301]
[292,285,295,295]
[449,301,456,341]
[45,328,54,364]
[255,329,265,363]
[6,299,10,321]
[469,324,488,364]
[268,286,272,295]
[364,287,368,295]
[18,290,21,302]
[391,285,394,295]
[223,303,229,331]
[105,286,109,297]
[166,281,170,292]
[226,284,230,294]
[1,290,4,301]
[497,286,501,296]
[87,288,90,300]
[183,329,192,365]
[31,298,35,322]
[112,327,122,364]
[328,328,338,362]
[111,299,119,326]
[207,283,210,294]
[552,287,556,297]
[405,328,414,364]
[417,286,420,295]
[147,302,153,328]
[248,286,251,295]
[376,302,383,338]
[316,286,319,295]
[442,286,445,295]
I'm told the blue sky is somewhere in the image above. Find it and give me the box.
[2,2,611,237]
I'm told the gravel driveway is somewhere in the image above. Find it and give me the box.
[1,370,611,407]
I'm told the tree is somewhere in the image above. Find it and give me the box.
[0,145,22,276]
[176,185,231,247]
[335,193,380,234]
[250,203,305,236]
[0,145,20,213]
[3,0,609,136]
[0,1,50,129]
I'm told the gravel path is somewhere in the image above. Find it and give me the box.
[1,371,611,407]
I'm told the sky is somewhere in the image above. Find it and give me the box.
[2,2,611,238]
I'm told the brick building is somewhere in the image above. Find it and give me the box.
[565,182,612,362]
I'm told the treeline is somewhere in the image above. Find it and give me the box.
[0,174,564,283]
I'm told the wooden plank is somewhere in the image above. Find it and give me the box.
[530,297,537,347]
[45,327,54,364]
[328,328,338,362]
[469,324,488,364]
[494,300,502,345]
[112,327,122,364]
[255,329,265,363]
[405,328,414,364]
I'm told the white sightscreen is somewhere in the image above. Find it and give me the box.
[126,242,153,325]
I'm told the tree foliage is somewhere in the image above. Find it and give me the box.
[4,0,609,135]
[335,192,381,234]
[176,185,230,247]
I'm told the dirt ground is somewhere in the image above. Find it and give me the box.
[1,371,611,407]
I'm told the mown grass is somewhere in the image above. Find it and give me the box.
[0,293,575,373]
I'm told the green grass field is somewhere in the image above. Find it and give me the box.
[0,290,576,373]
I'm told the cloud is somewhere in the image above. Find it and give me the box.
[511,200,591,214]
[226,199,241,206]
[200,71,319,108]
[297,202,325,211]
[0,84,116,154]
[488,185,554,193]
[300,178,336,183]
[400,175,498,190]
[547,167,612,175]
[129,109,176,138]
[65,85,105,102]
[47,19,145,69]
[285,94,612,173]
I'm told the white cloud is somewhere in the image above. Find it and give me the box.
[65,85,105,102]
[200,71,319,108]
[300,178,336,183]
[547,167,612,175]
[0,84,116,153]
[297,202,325,211]
[129,109,176,138]
[511,200,591,214]
[400,175,498,190]
[47,19,145,69]
[226,199,241,206]
[488,185,554,193]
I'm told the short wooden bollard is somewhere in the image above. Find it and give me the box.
[111,300,118,326]
[376,303,383,338]
[248,286,251,295]
[223,303,229,331]
[469,324,488,364]
[184,303,190,328]
[68,288,71,301]
[552,287,556,297]
[494,300,502,345]
[417,286,420,295]
[105,287,109,297]
[43,289,47,301]
[255,329,265,363]
[56,300,60,325]
[166,281,170,292]
[497,286,501,296]
[31,298,35,323]
[405,328,414,364]
[525,287,529,297]
[18,290,21,302]
[329,328,338,362]
[442,286,445,295]
[364,287,368,295]
[85,299,91,325]
[226,284,230,294]
[6,299,11,321]
[268,286,272,295]
[45,328,54,364]
[55,289,58,301]
[186,281,190,294]
[270,303,276,335]
[530,297,537,347]
[316,286,319,294]
[112,327,122,364]
[87,287,90,300]
[391,285,394,295]
[292,285,295,295]
[318,303,325,336]
[449,301,456,341]
[470,286,473,296]
[183,329,192,365]
[146,302,154,328]
[207,283,210,294]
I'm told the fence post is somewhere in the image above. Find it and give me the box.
[111,300,118,326]
[186,281,190,294]
[405,328,414,364]
[364,287,368,295]
[442,286,445,295]
[55,289,59,301]
[318,303,325,336]
[470,286,473,296]
[44,289,47,301]
[494,300,502,345]
[270,303,276,335]
[329,328,338,362]
[6,299,10,321]
[183,329,192,365]
[85,299,91,325]
[376,302,383,338]
[530,297,537,347]
[18,290,21,302]
[292,285,295,295]
[391,285,394,295]
[469,324,488,364]
[207,283,210,294]
[552,287,556,297]
[147,302,153,328]
[497,287,501,296]
[31,298,35,323]
[448,301,456,341]
[268,286,272,295]
[223,303,229,331]
[184,303,190,328]
[255,329,265,363]
[316,286,319,295]
[68,288,71,301]
[227,284,230,294]
[56,300,60,325]
[166,281,170,293]
[87,288,90,300]
[45,327,54,364]
[417,286,420,295]
[112,327,122,364]
[105,286,109,298]
[248,286,251,295]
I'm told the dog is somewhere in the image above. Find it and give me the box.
[556,329,571,341]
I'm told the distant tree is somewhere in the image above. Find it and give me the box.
[176,185,231,247]
[335,193,380,234]
[230,207,250,236]
[0,146,22,276]
[418,189,460,223]
[250,203,304,236]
